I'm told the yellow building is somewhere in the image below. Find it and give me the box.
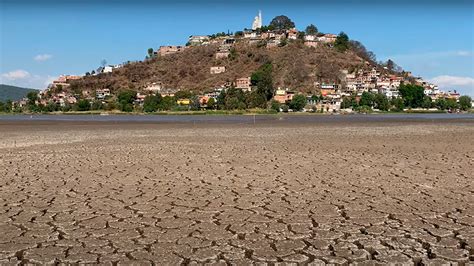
[177,99,191,105]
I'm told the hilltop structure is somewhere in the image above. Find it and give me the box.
[252,10,262,30]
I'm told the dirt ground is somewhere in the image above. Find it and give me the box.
[0,119,473,265]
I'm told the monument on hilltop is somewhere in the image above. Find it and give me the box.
[252,10,262,30]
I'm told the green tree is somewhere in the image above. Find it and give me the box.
[251,63,274,101]
[305,24,318,35]
[143,95,162,112]
[360,92,375,107]
[76,99,91,111]
[26,91,39,112]
[421,96,433,109]
[190,96,201,111]
[435,98,447,110]
[207,97,216,109]
[341,96,352,109]
[398,84,424,108]
[458,95,472,111]
[374,93,389,111]
[289,94,307,111]
[446,98,458,110]
[246,91,267,108]
[390,97,405,112]
[269,15,295,30]
[91,100,104,110]
[45,102,59,112]
[224,87,246,110]
[270,100,281,112]
[386,59,395,71]
[147,48,154,58]
[117,90,136,112]
[334,32,350,52]
[174,90,193,100]
[158,96,176,110]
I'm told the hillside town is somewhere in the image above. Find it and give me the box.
[3,12,472,114]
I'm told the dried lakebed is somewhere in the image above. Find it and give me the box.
[0,119,473,265]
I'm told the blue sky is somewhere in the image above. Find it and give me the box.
[1,0,473,95]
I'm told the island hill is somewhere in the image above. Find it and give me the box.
[6,13,472,114]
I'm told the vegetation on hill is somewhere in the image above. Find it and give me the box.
[0,84,38,101]
[69,41,374,96]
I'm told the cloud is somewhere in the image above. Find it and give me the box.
[33,54,53,62]
[1,69,31,80]
[0,70,57,90]
[429,75,474,96]
[429,75,474,87]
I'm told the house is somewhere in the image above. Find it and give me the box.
[210,66,226,74]
[266,39,281,48]
[103,66,114,73]
[235,77,251,91]
[318,34,337,43]
[177,99,191,105]
[286,28,298,40]
[304,35,317,41]
[273,88,295,104]
[144,82,162,93]
[96,89,111,100]
[157,46,186,56]
[304,40,318,48]
[189,35,209,46]
[215,50,230,59]
[243,31,258,39]
[135,93,146,105]
[51,75,81,88]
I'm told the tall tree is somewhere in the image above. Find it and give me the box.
[251,63,274,101]
[459,95,472,111]
[269,15,295,30]
[147,48,154,58]
[289,94,307,111]
[398,84,425,108]
[334,32,350,52]
[305,24,318,35]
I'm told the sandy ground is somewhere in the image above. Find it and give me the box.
[0,119,473,265]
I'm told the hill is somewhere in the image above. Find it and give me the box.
[0,84,38,102]
[68,41,380,95]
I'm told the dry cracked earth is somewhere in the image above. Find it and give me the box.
[0,119,473,265]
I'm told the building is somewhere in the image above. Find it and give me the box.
[157,46,186,56]
[144,82,162,93]
[252,10,262,30]
[189,35,209,46]
[243,31,258,39]
[51,75,81,88]
[266,39,281,48]
[102,66,113,73]
[96,89,111,100]
[235,77,251,91]
[287,28,298,40]
[215,50,230,59]
[304,40,318,48]
[318,34,337,43]
[273,88,295,104]
[210,66,226,74]
[177,99,191,105]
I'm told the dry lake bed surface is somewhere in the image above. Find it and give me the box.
[0,115,473,265]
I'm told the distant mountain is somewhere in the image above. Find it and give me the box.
[0,84,38,102]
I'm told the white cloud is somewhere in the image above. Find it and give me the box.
[429,75,474,87]
[1,69,31,80]
[0,70,57,90]
[456,51,472,57]
[34,54,53,62]
[429,75,474,97]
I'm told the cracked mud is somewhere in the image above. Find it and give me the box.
[0,120,473,265]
